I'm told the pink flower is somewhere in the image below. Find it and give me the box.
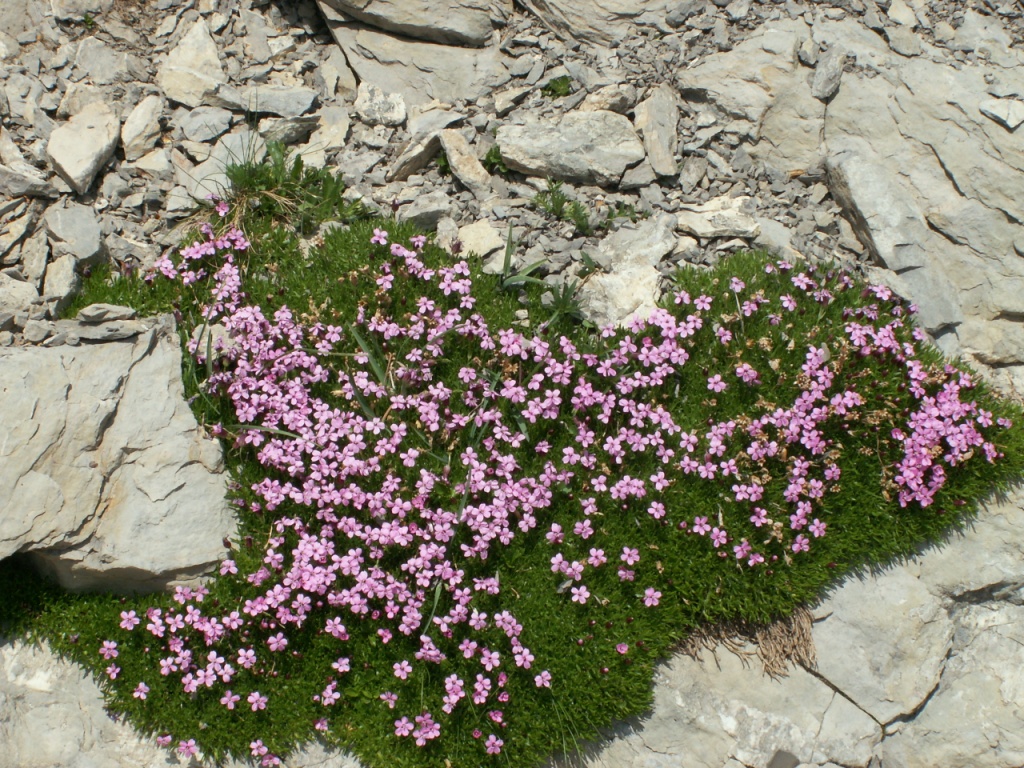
[534,670,552,688]
[99,641,118,660]
[119,611,140,631]
[267,633,288,652]
[394,717,414,737]
[371,228,389,245]
[393,660,412,680]
[220,690,240,709]
[247,691,268,711]
[106,664,120,679]
[643,588,662,607]
[133,682,149,700]
[485,734,504,755]
[178,739,198,758]
[621,547,640,566]
[156,734,172,747]
[616,643,629,654]
[570,586,590,604]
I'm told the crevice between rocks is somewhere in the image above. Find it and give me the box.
[799,664,883,729]
[880,643,953,737]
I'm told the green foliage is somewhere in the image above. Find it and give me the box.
[11,147,1024,768]
[435,148,451,176]
[482,145,509,175]
[224,140,367,236]
[541,75,574,98]
[533,180,643,237]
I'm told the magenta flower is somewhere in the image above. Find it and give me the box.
[394,717,414,737]
[247,691,268,711]
[371,228,388,245]
[570,586,590,604]
[266,633,288,652]
[133,682,149,700]
[177,739,198,758]
[156,734,172,747]
[485,734,504,755]
[643,588,662,607]
[535,670,552,688]
[105,664,120,679]
[616,643,629,654]
[119,611,140,631]
[99,640,118,660]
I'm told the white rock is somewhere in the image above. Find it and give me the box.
[45,100,120,195]
[355,83,407,127]
[593,214,677,271]
[674,195,760,239]
[459,219,505,264]
[811,567,953,724]
[156,20,227,108]
[979,98,1024,132]
[439,129,492,201]
[496,110,645,187]
[120,94,164,162]
[0,270,38,314]
[633,83,679,177]
[44,203,104,265]
[0,316,234,591]
[319,0,494,47]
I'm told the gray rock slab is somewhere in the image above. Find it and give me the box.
[186,129,267,201]
[41,254,79,315]
[675,196,760,239]
[516,0,675,45]
[179,106,233,143]
[0,164,57,198]
[979,98,1024,132]
[496,110,645,187]
[916,491,1024,602]
[633,83,679,177]
[74,36,129,85]
[593,214,677,271]
[811,566,954,725]
[44,203,104,266]
[45,100,120,195]
[156,19,227,108]
[826,142,929,272]
[318,0,495,47]
[75,303,138,323]
[121,95,164,163]
[241,84,319,118]
[319,5,510,108]
[0,271,38,315]
[882,602,1024,768]
[354,82,406,127]
[440,128,492,201]
[810,45,846,102]
[399,189,453,230]
[0,316,234,592]
[571,645,880,768]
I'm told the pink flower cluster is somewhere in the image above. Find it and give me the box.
[128,222,1010,761]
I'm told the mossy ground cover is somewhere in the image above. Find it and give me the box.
[4,147,1023,768]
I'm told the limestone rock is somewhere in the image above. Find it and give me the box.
[318,0,495,47]
[811,567,954,724]
[632,83,678,177]
[241,84,319,118]
[577,261,662,330]
[354,83,407,127]
[810,45,846,102]
[0,315,234,591]
[675,196,760,239]
[882,603,1024,768]
[41,254,79,314]
[186,129,267,201]
[496,111,645,186]
[319,6,510,108]
[45,100,120,195]
[439,129,492,201]
[592,214,677,271]
[0,270,38,314]
[120,95,164,162]
[979,98,1024,132]
[516,0,675,45]
[44,203,105,266]
[826,142,929,272]
[459,219,505,265]
[76,303,137,323]
[399,189,453,230]
[577,644,881,767]
[74,36,129,85]
[156,20,227,108]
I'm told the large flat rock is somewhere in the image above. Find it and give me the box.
[0,316,235,591]
[496,110,645,186]
[318,0,498,47]
[318,4,510,108]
